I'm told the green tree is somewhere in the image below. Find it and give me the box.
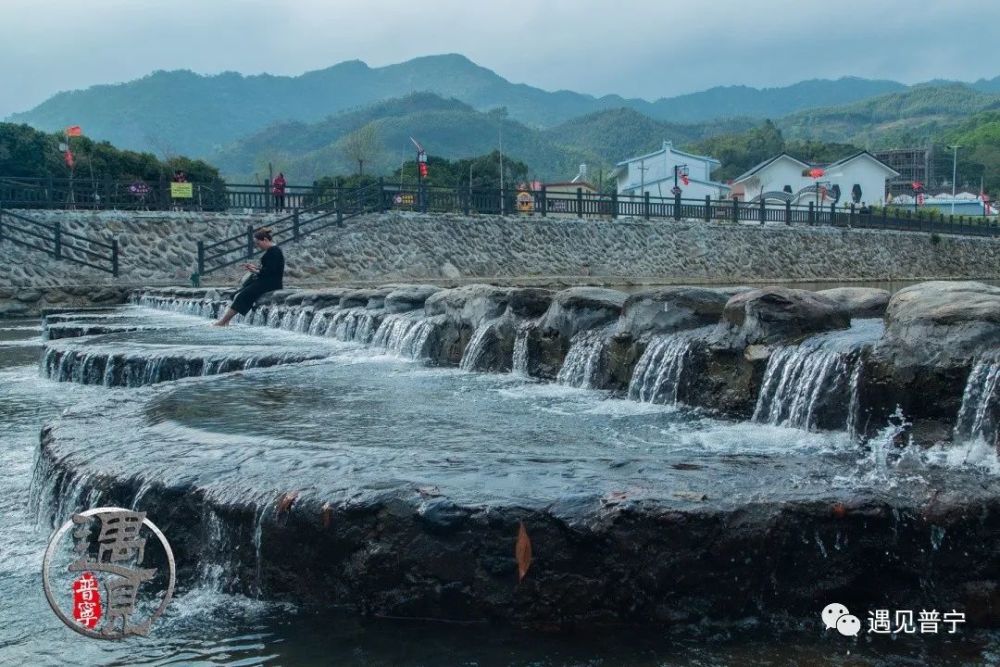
[392,151,530,190]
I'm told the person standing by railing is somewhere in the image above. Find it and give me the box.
[272,172,287,211]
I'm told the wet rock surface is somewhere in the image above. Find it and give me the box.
[859,281,1000,438]
[618,287,732,338]
[35,359,1000,630]
[130,281,998,439]
[716,288,851,347]
[40,312,336,386]
[817,287,891,318]
[24,283,1000,631]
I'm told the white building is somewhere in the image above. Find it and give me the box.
[612,141,729,199]
[732,151,899,207]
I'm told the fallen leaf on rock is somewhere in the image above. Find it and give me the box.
[276,491,299,515]
[516,521,532,583]
[321,502,333,528]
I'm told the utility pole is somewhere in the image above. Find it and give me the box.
[498,117,504,215]
[948,145,961,215]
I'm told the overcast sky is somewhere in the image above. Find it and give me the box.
[1,0,997,119]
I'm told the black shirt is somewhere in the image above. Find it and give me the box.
[257,245,284,290]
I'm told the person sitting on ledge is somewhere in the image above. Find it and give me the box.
[214,228,284,326]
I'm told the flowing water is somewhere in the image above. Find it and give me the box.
[628,327,713,404]
[954,354,1000,447]
[753,319,884,432]
[4,309,1000,665]
[557,326,614,389]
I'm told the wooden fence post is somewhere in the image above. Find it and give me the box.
[759,199,766,225]
[611,189,618,219]
[577,187,584,218]
[785,200,791,225]
[541,185,548,218]
[644,192,650,220]
[731,197,739,223]
[808,201,815,224]
[674,192,682,220]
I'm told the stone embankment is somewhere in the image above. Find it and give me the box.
[4,209,1000,316]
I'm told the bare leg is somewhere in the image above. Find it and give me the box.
[213,308,238,327]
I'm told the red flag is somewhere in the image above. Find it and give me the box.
[64,150,74,168]
[680,173,690,186]
[804,167,825,179]
[65,125,83,137]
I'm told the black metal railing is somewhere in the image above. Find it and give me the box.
[197,183,381,276]
[0,205,118,275]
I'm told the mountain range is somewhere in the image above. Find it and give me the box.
[7,53,1000,181]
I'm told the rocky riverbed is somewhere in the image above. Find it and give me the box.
[20,279,1000,637]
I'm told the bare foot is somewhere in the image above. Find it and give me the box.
[212,321,227,327]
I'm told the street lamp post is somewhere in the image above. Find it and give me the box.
[673,164,688,192]
[948,145,961,215]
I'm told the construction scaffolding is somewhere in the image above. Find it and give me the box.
[873,147,934,196]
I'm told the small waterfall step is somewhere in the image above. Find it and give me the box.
[753,319,884,432]
[954,354,1000,447]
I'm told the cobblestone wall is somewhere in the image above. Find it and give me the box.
[3,209,1000,295]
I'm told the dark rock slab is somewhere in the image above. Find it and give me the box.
[716,287,850,347]
[817,287,890,318]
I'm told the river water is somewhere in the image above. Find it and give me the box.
[3,312,1000,665]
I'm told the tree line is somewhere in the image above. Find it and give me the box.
[0,122,223,185]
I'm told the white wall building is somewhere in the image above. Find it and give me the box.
[732,151,899,207]
[612,141,729,200]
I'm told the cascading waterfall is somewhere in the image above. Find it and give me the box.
[307,309,335,336]
[557,327,613,389]
[266,308,285,329]
[512,324,531,376]
[459,320,498,371]
[371,314,440,359]
[752,320,882,431]
[753,346,852,429]
[292,309,314,333]
[325,308,366,342]
[954,355,1000,446]
[628,333,699,404]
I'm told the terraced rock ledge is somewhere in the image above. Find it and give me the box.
[29,281,1000,630]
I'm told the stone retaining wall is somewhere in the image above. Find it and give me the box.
[3,209,1000,294]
